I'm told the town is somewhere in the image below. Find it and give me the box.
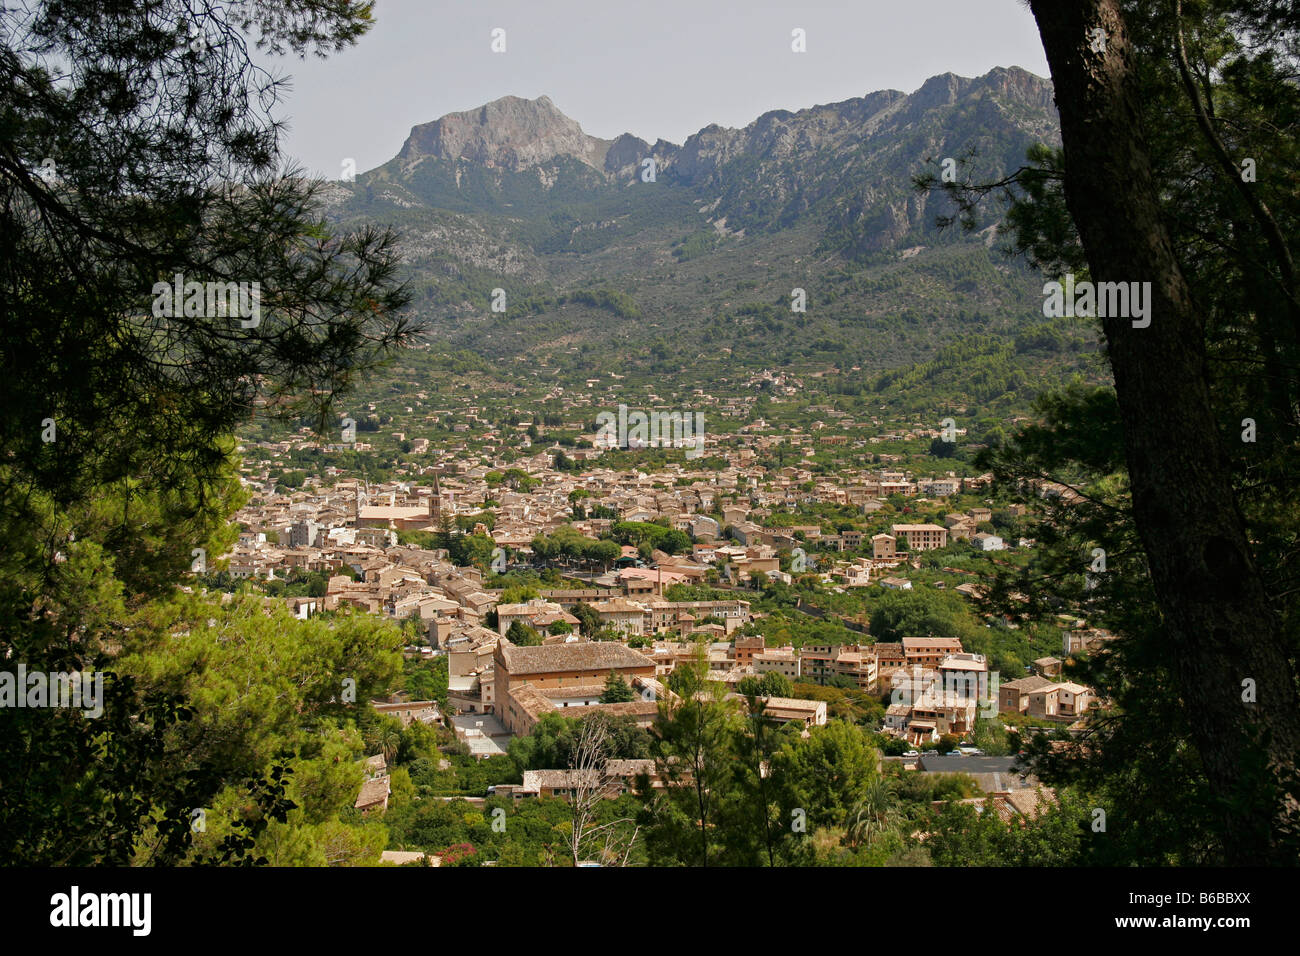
[203,398,1113,863]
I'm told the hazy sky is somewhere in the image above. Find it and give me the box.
[266,0,1050,178]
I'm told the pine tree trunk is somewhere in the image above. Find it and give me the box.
[1028,0,1300,863]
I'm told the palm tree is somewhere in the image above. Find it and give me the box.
[378,726,402,767]
[845,777,900,849]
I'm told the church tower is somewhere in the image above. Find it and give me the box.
[429,471,441,521]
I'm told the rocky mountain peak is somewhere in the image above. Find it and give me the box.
[398,94,612,172]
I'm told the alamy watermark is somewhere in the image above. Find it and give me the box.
[50,886,150,936]
[890,665,1000,718]
[1042,273,1151,328]
[151,273,261,328]
[0,664,104,718]
[595,404,706,459]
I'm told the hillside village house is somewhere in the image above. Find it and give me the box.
[835,559,872,587]
[752,646,800,681]
[748,696,828,728]
[494,638,658,736]
[891,523,950,551]
[731,635,765,667]
[495,759,662,802]
[945,514,976,541]
[1033,656,1064,678]
[354,753,391,815]
[590,597,649,637]
[496,599,580,636]
[902,637,965,668]
[1000,672,1096,721]
[936,653,989,700]
[371,696,440,727]
[873,642,907,673]
[646,599,751,636]
[445,626,499,713]
[798,644,879,691]
[872,533,897,559]
[1055,681,1093,717]
[1000,674,1056,714]
[221,453,1091,768]
[1063,627,1115,656]
[1028,685,1061,718]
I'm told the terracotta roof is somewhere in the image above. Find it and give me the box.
[1002,786,1056,818]
[544,683,608,699]
[354,776,390,809]
[499,640,653,676]
[1002,674,1056,692]
[587,700,659,718]
[511,683,558,720]
[902,637,963,650]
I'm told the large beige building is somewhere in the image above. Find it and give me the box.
[891,524,949,551]
[494,638,658,736]
[798,644,879,691]
[902,637,965,669]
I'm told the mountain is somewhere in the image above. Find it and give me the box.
[322,67,1095,416]
[356,66,1056,247]
[395,94,614,174]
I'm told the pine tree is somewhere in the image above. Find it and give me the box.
[600,671,635,704]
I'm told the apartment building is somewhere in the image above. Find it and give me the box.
[797,644,878,690]
[891,523,950,551]
[902,637,965,669]
[753,647,800,681]
[494,639,657,736]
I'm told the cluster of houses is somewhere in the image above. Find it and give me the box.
[443,627,828,747]
[222,429,1110,822]
[439,614,1105,757]
[233,421,1003,584]
[218,465,1026,636]
[341,606,1106,825]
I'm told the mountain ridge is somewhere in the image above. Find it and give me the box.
[357,65,1058,256]
[384,65,1054,183]
[321,65,1089,408]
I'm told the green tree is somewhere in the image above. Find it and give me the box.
[586,539,623,572]
[499,584,539,605]
[772,720,879,832]
[845,777,902,850]
[1013,0,1300,863]
[739,672,793,699]
[600,671,635,703]
[640,648,738,866]
[573,602,601,638]
[505,621,543,647]
[868,590,979,643]
[923,0,1300,864]
[972,715,1011,756]
[759,672,794,698]
[930,438,957,459]
[722,692,793,866]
